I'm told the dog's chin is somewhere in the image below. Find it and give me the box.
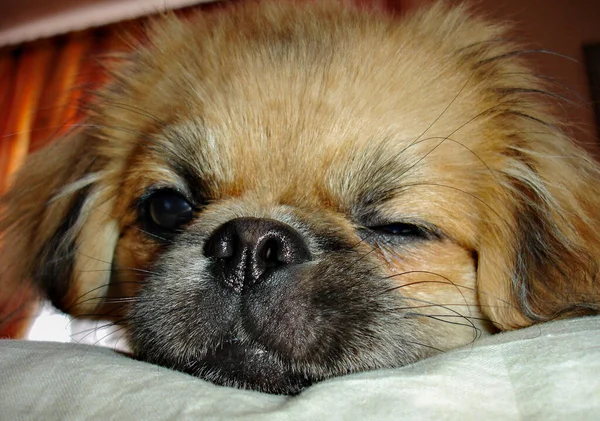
[182,339,313,395]
[134,335,316,394]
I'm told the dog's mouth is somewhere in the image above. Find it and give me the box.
[176,337,314,395]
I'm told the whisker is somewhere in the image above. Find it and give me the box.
[500,110,560,131]
[405,69,476,148]
[528,73,590,106]
[382,272,470,314]
[92,326,129,349]
[494,87,581,107]
[401,340,443,353]
[419,313,499,325]
[391,303,500,323]
[74,251,153,273]
[101,297,139,304]
[396,182,506,223]
[89,205,171,243]
[68,295,139,309]
[407,313,482,331]
[70,318,129,348]
[69,320,122,337]
[399,295,481,342]
[477,49,578,66]
[64,280,143,311]
[62,123,157,141]
[411,135,499,182]
[76,268,156,275]
[397,99,517,178]
[341,243,380,273]
[384,271,518,310]
[456,37,515,53]
[67,301,131,319]
[125,224,170,243]
[101,101,169,127]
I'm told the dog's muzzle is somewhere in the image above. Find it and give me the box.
[129,214,404,395]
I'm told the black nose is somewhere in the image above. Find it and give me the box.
[203,217,311,292]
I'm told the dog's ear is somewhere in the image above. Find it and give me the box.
[0,131,119,336]
[410,3,600,330]
[477,123,600,330]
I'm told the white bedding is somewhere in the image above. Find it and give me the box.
[1,316,599,420]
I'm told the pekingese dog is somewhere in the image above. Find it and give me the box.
[1,0,599,395]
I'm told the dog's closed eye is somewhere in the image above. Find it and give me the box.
[362,221,439,244]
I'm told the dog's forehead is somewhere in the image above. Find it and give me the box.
[141,32,482,197]
[103,1,503,221]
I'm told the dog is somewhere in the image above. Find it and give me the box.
[1,0,599,395]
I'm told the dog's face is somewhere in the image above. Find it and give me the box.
[1,0,599,395]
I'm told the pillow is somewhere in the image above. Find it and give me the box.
[1,316,599,420]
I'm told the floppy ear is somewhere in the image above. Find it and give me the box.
[431,6,600,330]
[0,131,119,337]
[477,118,600,330]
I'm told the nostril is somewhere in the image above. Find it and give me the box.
[204,225,236,259]
[204,217,311,292]
[261,239,284,268]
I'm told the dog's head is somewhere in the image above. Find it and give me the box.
[1,0,599,394]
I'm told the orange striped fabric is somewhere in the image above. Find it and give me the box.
[0,27,134,195]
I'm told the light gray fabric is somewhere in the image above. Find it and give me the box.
[1,316,599,420]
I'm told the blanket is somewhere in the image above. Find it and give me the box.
[1,316,599,420]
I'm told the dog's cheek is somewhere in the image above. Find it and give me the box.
[125,240,240,358]
[109,229,164,311]
[376,241,491,349]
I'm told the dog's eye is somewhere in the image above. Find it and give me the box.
[142,190,193,237]
[369,223,432,241]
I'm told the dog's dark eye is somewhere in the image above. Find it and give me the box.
[369,223,432,241]
[141,190,193,238]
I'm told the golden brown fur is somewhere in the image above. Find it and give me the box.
[1,0,599,393]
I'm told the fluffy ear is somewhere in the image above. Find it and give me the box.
[0,131,119,337]
[477,124,600,330]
